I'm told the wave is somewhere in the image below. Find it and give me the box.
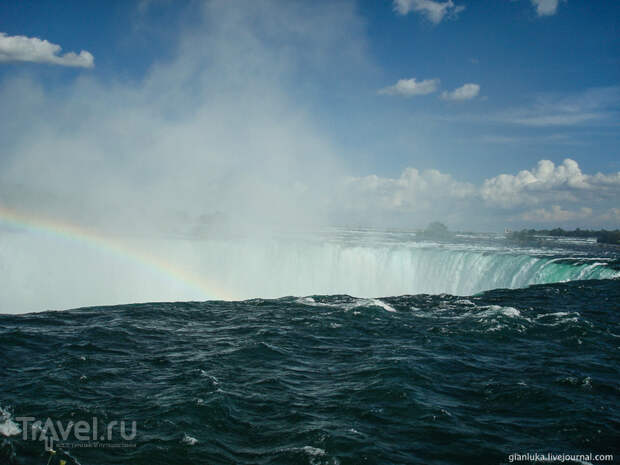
[1,278,618,464]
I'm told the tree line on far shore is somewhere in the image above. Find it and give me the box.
[507,228,620,245]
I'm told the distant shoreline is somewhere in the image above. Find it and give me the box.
[507,228,620,245]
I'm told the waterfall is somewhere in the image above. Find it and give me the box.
[195,239,619,298]
[2,230,618,313]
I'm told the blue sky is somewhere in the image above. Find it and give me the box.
[0,0,619,230]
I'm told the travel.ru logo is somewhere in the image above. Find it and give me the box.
[14,416,137,452]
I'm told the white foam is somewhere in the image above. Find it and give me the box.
[535,311,581,326]
[581,377,592,389]
[370,299,396,312]
[296,296,396,312]
[295,297,331,307]
[199,370,219,384]
[499,306,520,318]
[539,312,570,318]
[0,407,21,437]
[302,446,326,456]
[478,305,521,318]
[486,324,506,332]
[182,433,198,445]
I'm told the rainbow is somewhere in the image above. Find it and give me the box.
[0,204,235,301]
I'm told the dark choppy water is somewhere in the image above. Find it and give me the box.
[1,279,619,464]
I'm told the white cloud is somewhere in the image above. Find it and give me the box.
[393,0,464,24]
[530,0,563,17]
[337,158,620,229]
[345,168,475,211]
[480,158,620,208]
[378,77,439,97]
[481,158,584,208]
[0,32,94,68]
[338,168,477,228]
[441,83,480,101]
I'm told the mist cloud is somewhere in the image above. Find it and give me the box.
[0,1,370,235]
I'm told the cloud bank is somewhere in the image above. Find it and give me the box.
[0,32,94,68]
[341,158,620,229]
